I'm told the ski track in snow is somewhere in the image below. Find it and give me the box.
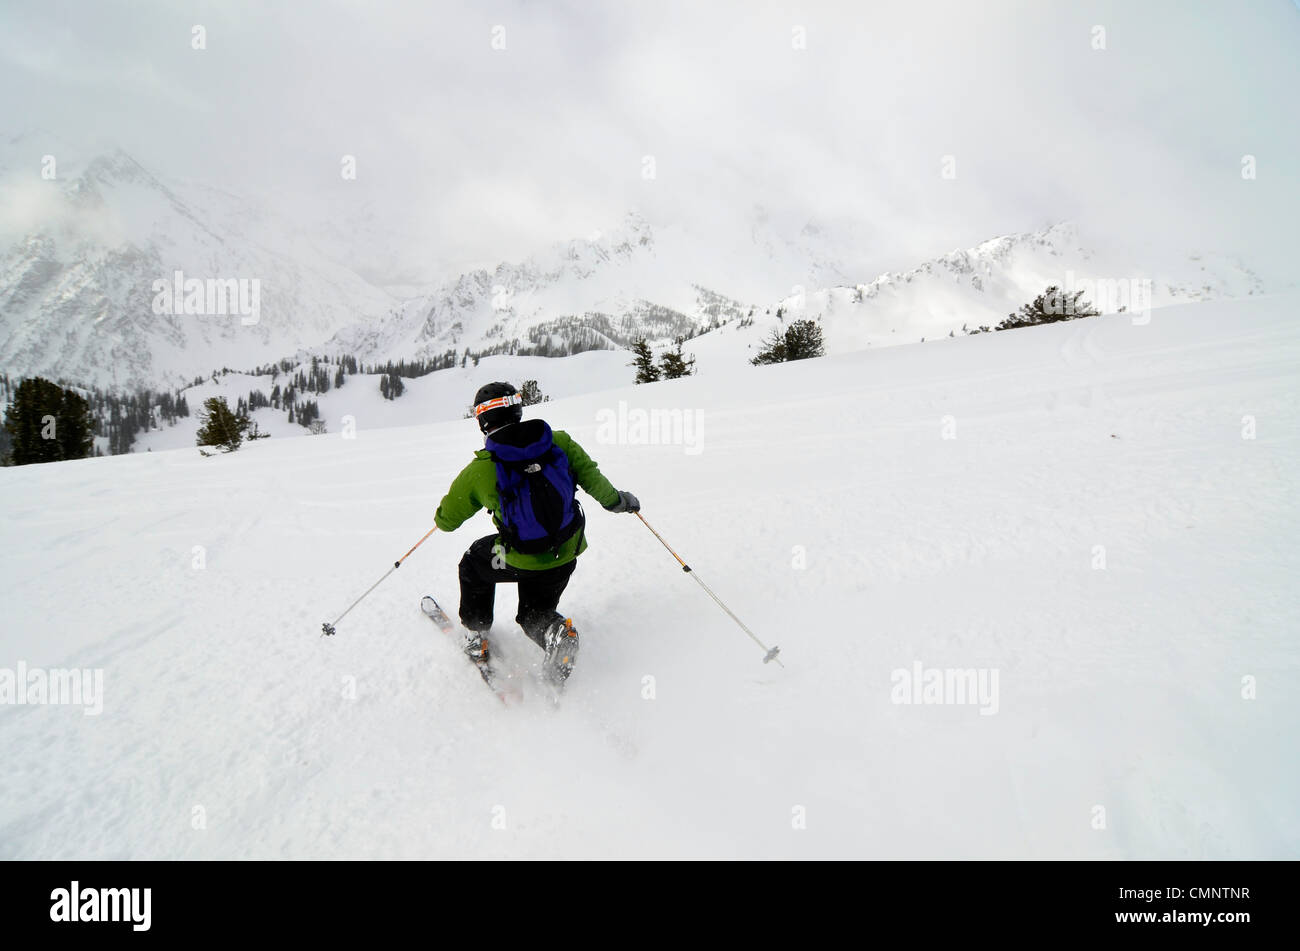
[1,295,1297,858]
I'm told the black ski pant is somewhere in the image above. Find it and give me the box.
[458,534,578,650]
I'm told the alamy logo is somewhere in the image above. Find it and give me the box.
[152,270,261,325]
[0,661,103,715]
[1064,270,1152,325]
[890,661,999,715]
[50,882,151,931]
[594,401,703,455]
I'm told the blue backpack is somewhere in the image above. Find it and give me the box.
[486,421,584,557]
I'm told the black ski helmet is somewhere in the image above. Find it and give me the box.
[472,381,523,434]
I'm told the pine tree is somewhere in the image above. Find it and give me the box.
[750,328,787,365]
[783,319,825,360]
[658,337,697,380]
[751,319,824,365]
[195,396,250,452]
[2,377,95,465]
[997,286,1100,331]
[629,337,661,384]
[297,399,321,428]
[519,379,549,405]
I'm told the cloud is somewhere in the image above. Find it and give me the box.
[0,0,1296,283]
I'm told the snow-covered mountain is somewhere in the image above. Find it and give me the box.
[320,211,757,364]
[761,223,1267,354]
[0,138,849,389]
[0,135,1271,394]
[0,134,397,390]
[318,215,1268,373]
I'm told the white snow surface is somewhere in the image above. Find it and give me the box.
[1,294,1297,858]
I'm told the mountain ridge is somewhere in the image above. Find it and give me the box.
[0,143,1269,391]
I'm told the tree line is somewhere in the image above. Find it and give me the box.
[1,375,192,465]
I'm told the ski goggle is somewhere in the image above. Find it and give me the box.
[473,393,522,418]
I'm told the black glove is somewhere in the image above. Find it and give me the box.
[604,490,640,514]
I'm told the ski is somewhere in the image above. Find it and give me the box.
[420,595,518,705]
[537,617,579,707]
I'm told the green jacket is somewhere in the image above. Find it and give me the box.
[435,430,620,570]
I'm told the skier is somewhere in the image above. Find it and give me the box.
[434,382,640,684]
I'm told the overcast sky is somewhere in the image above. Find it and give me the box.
[1,0,1297,281]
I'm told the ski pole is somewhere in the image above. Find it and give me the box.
[321,524,439,636]
[635,512,782,666]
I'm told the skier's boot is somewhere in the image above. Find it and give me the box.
[463,628,490,666]
[541,615,579,685]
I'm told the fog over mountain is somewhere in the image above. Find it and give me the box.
[2,0,1295,282]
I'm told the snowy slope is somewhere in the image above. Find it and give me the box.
[1,294,1297,859]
